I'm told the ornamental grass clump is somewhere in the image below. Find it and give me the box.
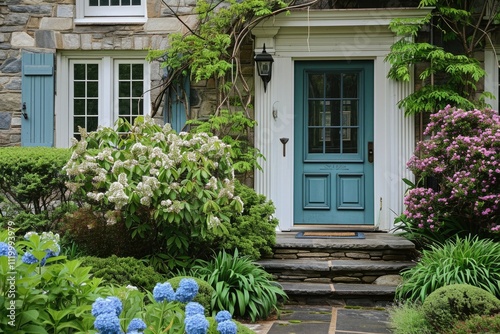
[400,105,500,242]
[396,236,500,302]
[193,249,288,322]
[64,116,243,270]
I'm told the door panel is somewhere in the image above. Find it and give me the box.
[294,61,374,225]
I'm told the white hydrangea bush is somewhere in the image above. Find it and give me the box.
[64,116,243,242]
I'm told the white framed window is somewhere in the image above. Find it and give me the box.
[75,0,147,25]
[56,52,151,147]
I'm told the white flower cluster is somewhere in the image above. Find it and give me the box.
[135,176,160,206]
[160,199,183,213]
[218,178,235,199]
[106,179,129,210]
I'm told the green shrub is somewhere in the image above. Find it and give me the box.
[79,255,165,292]
[167,276,215,314]
[446,314,500,334]
[422,284,500,331]
[208,180,278,260]
[396,236,500,302]
[388,302,434,334]
[0,147,71,215]
[192,249,287,322]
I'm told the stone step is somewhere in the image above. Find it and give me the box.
[270,232,417,261]
[259,259,415,272]
[278,282,398,307]
[258,258,415,284]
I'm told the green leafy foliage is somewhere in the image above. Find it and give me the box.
[192,249,287,322]
[386,0,500,114]
[0,147,71,215]
[0,229,104,333]
[167,276,215,314]
[188,110,264,181]
[422,284,500,331]
[79,255,165,292]
[396,236,500,302]
[146,0,296,115]
[213,180,278,260]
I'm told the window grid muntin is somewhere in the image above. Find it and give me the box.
[307,72,360,155]
[117,62,144,126]
[72,63,99,141]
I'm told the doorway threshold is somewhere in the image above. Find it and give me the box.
[289,224,379,232]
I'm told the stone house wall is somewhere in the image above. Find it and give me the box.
[0,0,230,147]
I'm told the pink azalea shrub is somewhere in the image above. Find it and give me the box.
[404,105,500,238]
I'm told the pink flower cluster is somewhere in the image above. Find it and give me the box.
[405,105,500,233]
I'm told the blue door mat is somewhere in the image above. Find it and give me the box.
[295,231,365,239]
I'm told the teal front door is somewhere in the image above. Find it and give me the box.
[294,61,374,225]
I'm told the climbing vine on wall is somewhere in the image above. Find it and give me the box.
[147,0,318,117]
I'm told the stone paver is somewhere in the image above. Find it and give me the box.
[243,305,392,334]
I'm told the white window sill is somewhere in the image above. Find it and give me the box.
[75,17,147,25]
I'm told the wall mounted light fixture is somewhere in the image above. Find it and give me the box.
[254,44,274,92]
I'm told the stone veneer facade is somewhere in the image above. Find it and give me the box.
[0,0,241,147]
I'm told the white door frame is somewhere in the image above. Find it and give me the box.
[252,8,431,231]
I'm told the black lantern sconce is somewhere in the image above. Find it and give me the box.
[254,44,274,92]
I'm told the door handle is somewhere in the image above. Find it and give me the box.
[368,142,374,163]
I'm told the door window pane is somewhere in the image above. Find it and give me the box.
[308,74,324,98]
[307,72,359,155]
[325,73,341,98]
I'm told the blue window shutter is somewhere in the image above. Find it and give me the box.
[164,76,190,132]
[21,52,54,147]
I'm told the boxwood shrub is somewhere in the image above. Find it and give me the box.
[80,255,165,292]
[422,284,500,331]
[0,147,71,215]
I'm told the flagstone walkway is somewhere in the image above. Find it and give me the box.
[244,305,392,334]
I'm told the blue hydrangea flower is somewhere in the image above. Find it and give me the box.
[185,302,205,317]
[215,310,232,323]
[153,282,175,303]
[94,312,121,334]
[175,278,199,303]
[0,242,9,256]
[92,297,123,317]
[127,318,146,333]
[217,320,237,334]
[184,314,209,334]
[21,252,39,265]
[108,296,123,315]
[0,242,16,258]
